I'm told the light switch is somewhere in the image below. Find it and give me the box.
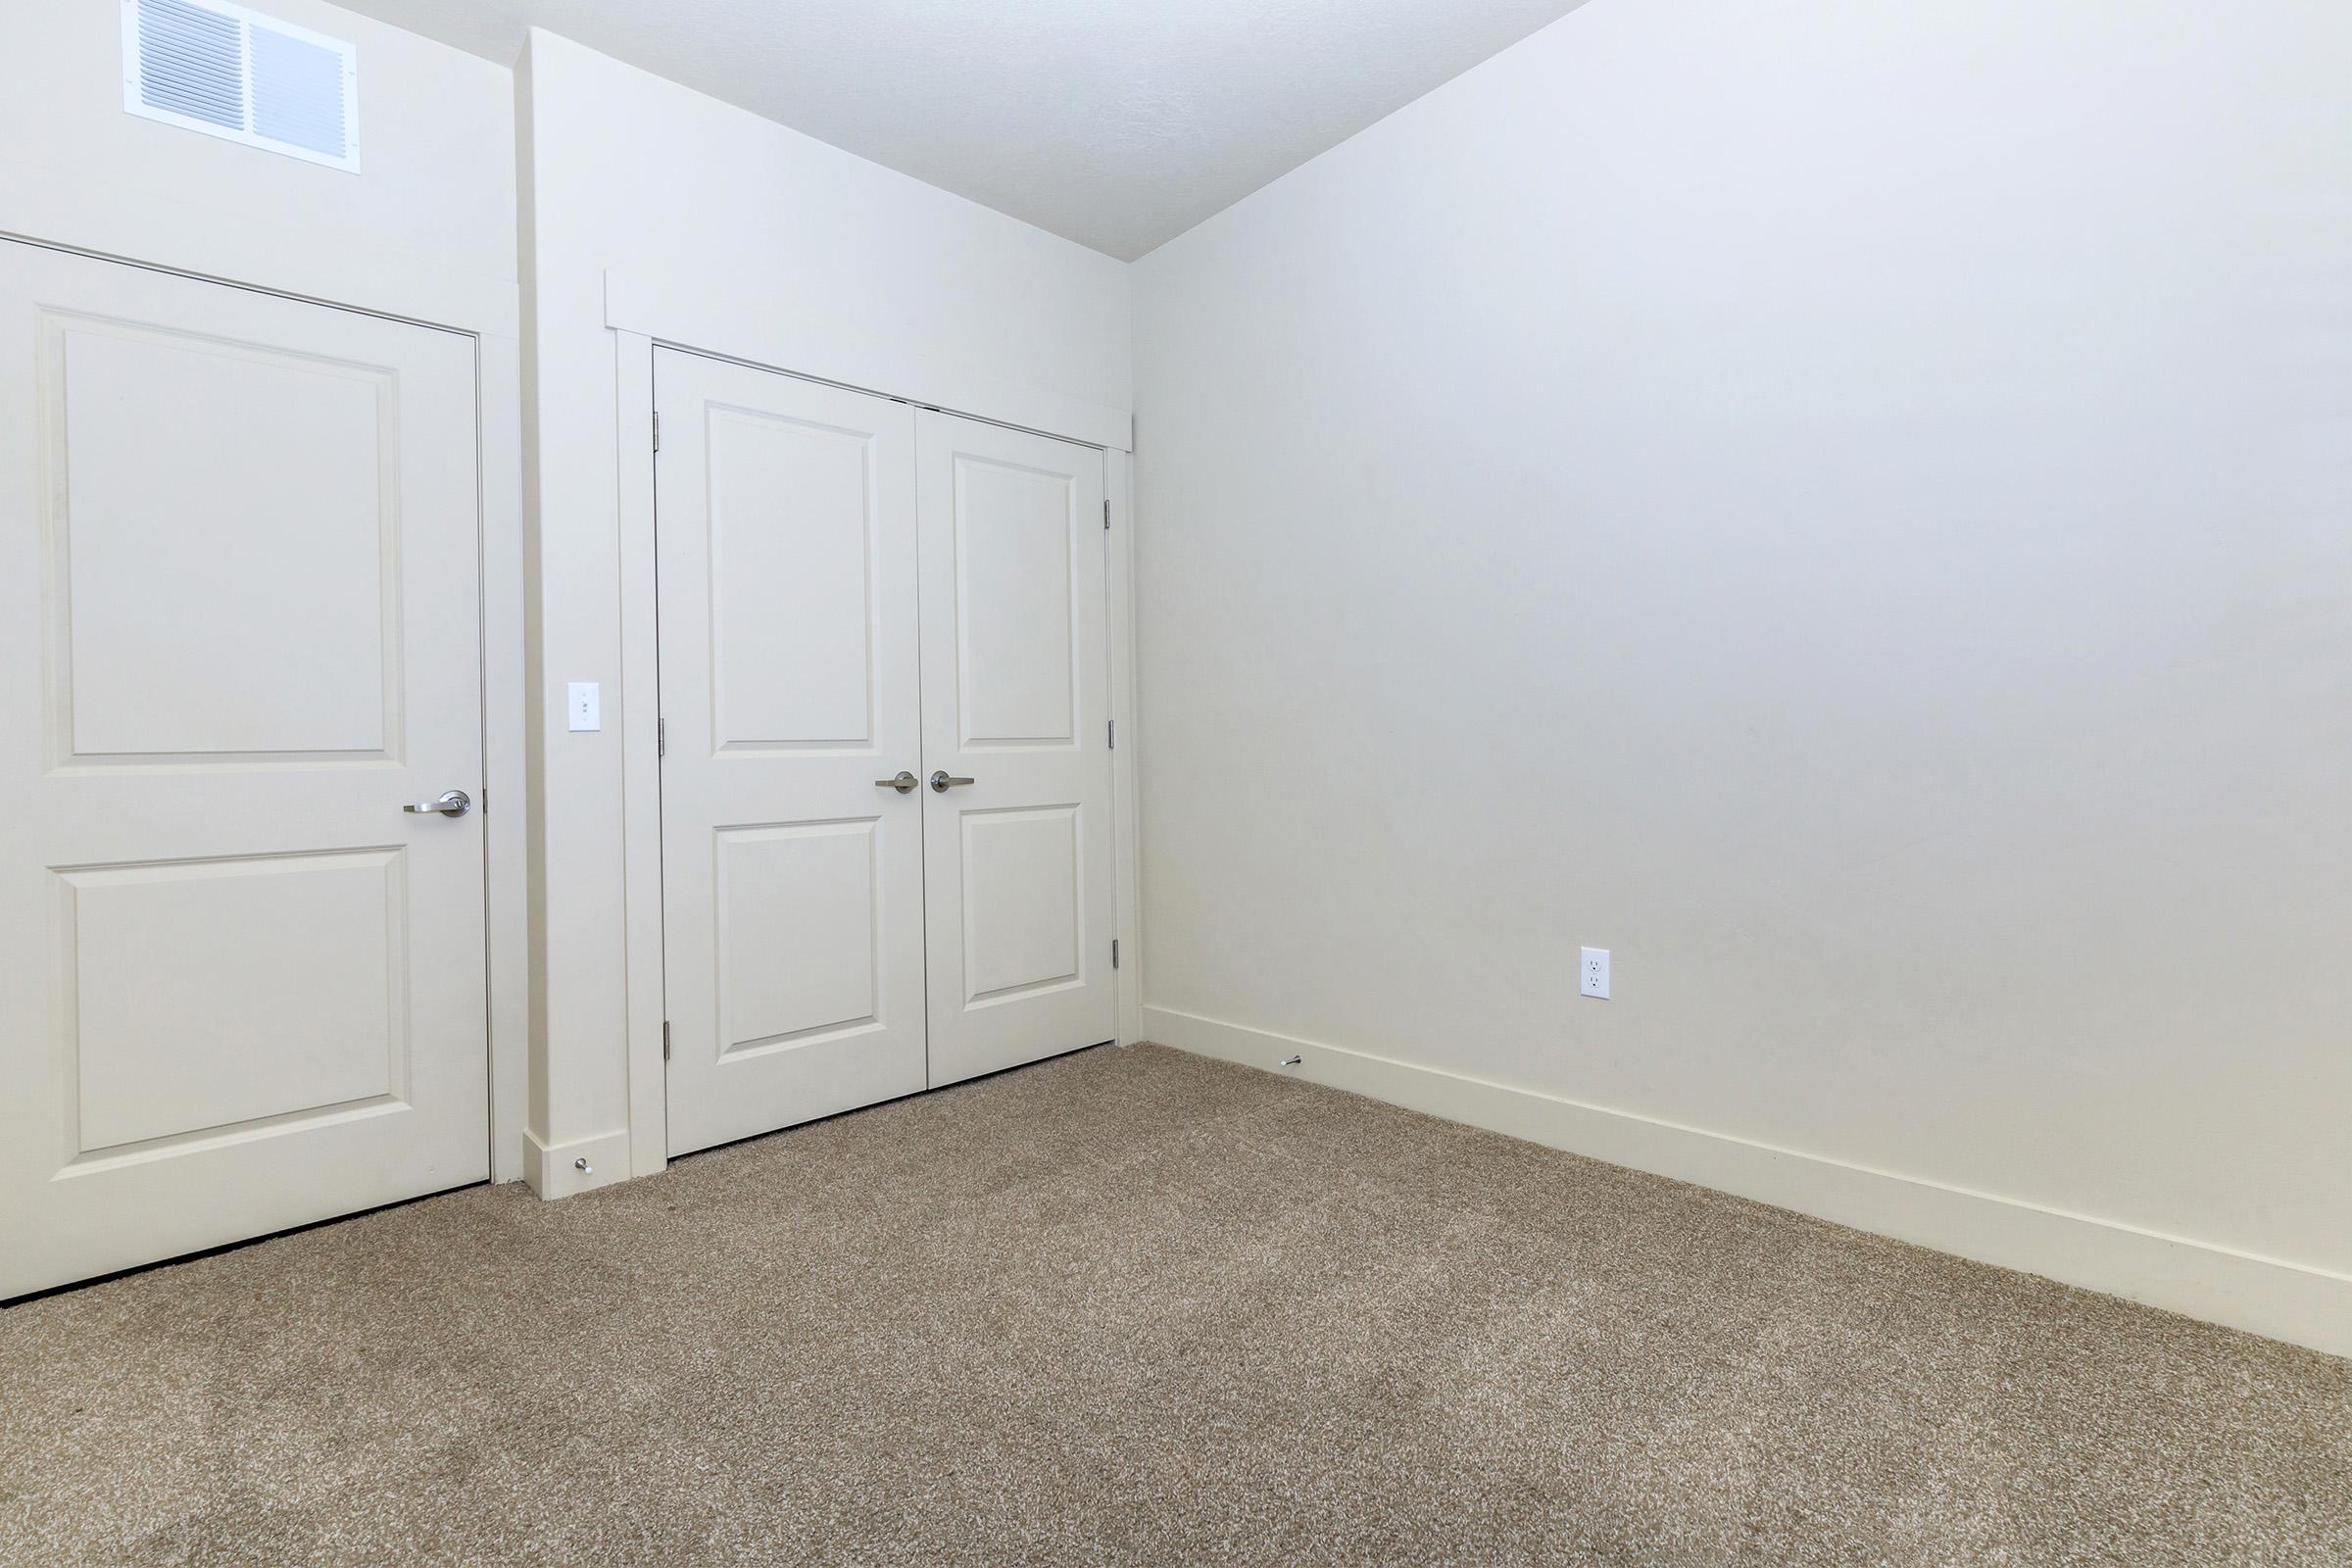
[567,681,601,732]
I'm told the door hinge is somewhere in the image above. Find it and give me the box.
[1103,499,1111,531]
[662,1020,670,1060]
[658,716,666,758]
[1111,938,1119,970]
[652,411,662,453]
[1107,718,1115,750]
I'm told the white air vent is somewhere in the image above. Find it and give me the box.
[122,0,360,172]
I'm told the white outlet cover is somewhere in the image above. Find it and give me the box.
[1581,947,1610,1000]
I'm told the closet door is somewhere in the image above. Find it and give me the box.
[655,351,927,1155]
[915,412,1117,1086]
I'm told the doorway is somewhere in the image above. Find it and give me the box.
[0,241,494,1298]
[653,348,1119,1155]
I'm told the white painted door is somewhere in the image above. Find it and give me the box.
[655,350,928,1155]
[916,412,1116,1086]
[0,242,488,1298]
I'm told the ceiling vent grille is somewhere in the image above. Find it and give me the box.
[122,0,360,172]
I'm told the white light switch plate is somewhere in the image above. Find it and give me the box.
[567,681,601,732]
[1581,947,1610,1000]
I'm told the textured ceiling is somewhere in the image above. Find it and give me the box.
[329,0,1589,259]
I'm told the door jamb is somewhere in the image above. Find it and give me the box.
[612,334,1144,1181]
[477,330,529,1186]
[614,331,667,1179]
[1105,446,1146,1051]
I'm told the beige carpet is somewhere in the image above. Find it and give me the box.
[1,1045,2346,1566]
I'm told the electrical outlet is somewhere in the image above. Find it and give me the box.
[1581,947,1610,1000]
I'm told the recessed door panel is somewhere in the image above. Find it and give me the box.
[656,350,926,1156]
[56,320,397,761]
[960,806,1082,1004]
[715,819,881,1054]
[61,849,405,1155]
[0,241,489,1299]
[918,411,1115,1085]
[707,406,876,751]
[954,457,1076,748]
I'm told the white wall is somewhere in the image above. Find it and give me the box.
[1133,0,2352,1349]
[516,31,1131,1189]
[0,0,515,330]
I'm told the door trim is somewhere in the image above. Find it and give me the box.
[611,334,1144,1181]
[603,270,1129,455]
[0,233,528,1191]
[616,331,667,1183]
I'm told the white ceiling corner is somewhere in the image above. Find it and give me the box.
[325,0,1589,259]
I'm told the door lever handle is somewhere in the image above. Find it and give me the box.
[874,771,918,794]
[403,790,472,818]
[929,771,975,793]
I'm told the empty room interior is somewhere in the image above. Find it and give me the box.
[3,0,2349,1561]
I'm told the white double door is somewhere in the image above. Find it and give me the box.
[0,243,490,1298]
[655,349,1117,1156]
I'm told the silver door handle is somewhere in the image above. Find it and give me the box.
[874,771,918,794]
[929,771,975,793]
[403,790,472,817]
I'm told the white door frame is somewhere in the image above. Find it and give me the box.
[611,327,1144,1182]
[0,232,530,1190]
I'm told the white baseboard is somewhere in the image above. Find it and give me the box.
[1145,1004,2352,1360]
[523,1127,634,1200]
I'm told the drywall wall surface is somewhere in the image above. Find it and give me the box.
[517,30,1132,1178]
[0,0,515,329]
[1133,0,2352,1320]
[522,30,1130,420]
